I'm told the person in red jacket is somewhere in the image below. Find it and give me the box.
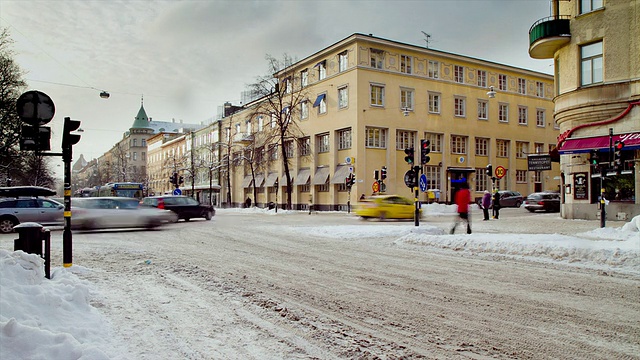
[450,181,472,234]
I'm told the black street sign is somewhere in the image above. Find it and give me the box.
[528,154,552,171]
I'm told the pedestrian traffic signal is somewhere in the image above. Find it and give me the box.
[588,150,599,166]
[169,173,176,185]
[404,148,414,165]
[62,117,82,148]
[420,139,431,164]
[485,164,493,176]
[381,166,387,180]
[613,141,625,172]
[345,173,355,187]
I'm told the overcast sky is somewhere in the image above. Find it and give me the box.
[1,0,553,175]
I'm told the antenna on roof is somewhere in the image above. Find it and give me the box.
[421,31,431,48]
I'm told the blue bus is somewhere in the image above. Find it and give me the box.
[93,182,144,199]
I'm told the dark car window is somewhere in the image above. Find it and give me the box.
[163,197,180,205]
[16,199,38,208]
[116,199,140,209]
[184,197,199,205]
[0,200,16,208]
[39,199,60,208]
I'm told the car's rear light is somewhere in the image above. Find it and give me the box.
[537,201,545,205]
[157,199,164,209]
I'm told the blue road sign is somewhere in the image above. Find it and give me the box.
[173,188,182,195]
[419,174,428,192]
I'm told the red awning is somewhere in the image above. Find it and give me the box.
[559,132,640,154]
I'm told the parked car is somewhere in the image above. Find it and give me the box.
[0,198,64,233]
[141,195,215,221]
[524,192,561,212]
[355,195,421,220]
[71,197,177,230]
[496,190,524,208]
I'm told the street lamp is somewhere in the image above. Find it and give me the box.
[487,86,496,98]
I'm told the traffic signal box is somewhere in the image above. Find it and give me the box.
[420,139,431,165]
[404,148,414,165]
[613,141,625,173]
[345,173,355,188]
[485,164,493,176]
[589,150,600,170]
[381,166,387,180]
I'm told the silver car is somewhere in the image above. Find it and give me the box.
[0,198,65,233]
[71,197,177,230]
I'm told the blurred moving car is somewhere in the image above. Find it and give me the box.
[524,192,561,212]
[0,198,64,233]
[496,190,524,208]
[71,197,177,230]
[141,195,215,221]
[355,195,420,220]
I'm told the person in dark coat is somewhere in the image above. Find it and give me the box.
[492,190,501,219]
[481,190,492,221]
[450,182,472,234]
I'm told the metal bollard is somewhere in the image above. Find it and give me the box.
[13,222,51,279]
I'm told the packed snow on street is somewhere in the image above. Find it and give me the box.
[1,204,639,359]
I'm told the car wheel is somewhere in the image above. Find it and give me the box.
[526,208,535,213]
[184,218,190,222]
[0,217,18,234]
[515,200,522,208]
[378,212,386,221]
[204,211,212,220]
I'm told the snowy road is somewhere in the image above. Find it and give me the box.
[2,208,638,359]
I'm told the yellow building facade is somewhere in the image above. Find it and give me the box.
[223,34,559,210]
[529,0,639,220]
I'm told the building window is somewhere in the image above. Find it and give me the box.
[246,119,252,134]
[284,140,294,158]
[450,135,467,155]
[580,0,603,14]
[284,77,292,94]
[316,181,329,192]
[518,106,528,125]
[338,86,348,109]
[516,170,527,183]
[141,152,146,161]
[269,144,278,160]
[516,141,528,158]
[428,92,440,113]
[317,133,329,153]
[141,139,146,147]
[299,137,310,156]
[318,95,327,114]
[299,184,310,193]
[338,51,348,72]
[133,139,138,147]
[301,101,309,120]
[365,127,387,148]
[498,74,507,91]
[300,69,308,87]
[396,130,416,150]
[454,97,466,117]
[536,82,544,97]
[581,41,603,86]
[424,132,442,153]
[499,103,509,122]
[475,168,488,191]
[454,65,464,83]
[477,70,486,88]
[370,84,385,107]
[536,109,545,127]
[534,143,545,154]
[518,78,526,95]
[370,48,384,69]
[317,60,326,80]
[475,137,489,156]
[428,60,439,79]
[338,128,352,150]
[424,166,441,191]
[400,88,414,111]
[133,152,138,161]
[477,100,488,120]
[497,139,509,158]
[400,55,412,74]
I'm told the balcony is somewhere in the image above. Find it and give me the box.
[529,16,571,59]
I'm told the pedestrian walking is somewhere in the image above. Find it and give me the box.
[481,190,491,221]
[492,189,501,219]
[450,182,472,234]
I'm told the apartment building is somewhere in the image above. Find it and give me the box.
[529,0,639,220]
[221,33,559,210]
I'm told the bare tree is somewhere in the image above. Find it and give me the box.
[111,143,130,182]
[246,54,309,210]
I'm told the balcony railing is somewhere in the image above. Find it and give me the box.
[529,15,571,59]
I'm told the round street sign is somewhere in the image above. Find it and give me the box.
[372,181,380,193]
[16,90,55,126]
[419,174,428,192]
[403,169,416,188]
[173,188,182,195]
[495,165,506,179]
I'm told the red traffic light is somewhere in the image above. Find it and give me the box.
[615,141,625,150]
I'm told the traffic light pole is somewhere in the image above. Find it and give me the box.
[600,167,606,228]
[62,146,73,267]
[414,165,420,227]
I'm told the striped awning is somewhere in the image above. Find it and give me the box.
[312,166,330,185]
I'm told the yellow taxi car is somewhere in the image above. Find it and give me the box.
[355,194,421,220]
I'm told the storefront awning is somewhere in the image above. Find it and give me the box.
[254,174,265,188]
[312,166,330,185]
[241,175,252,188]
[293,168,311,185]
[330,165,351,184]
[265,172,278,187]
[558,132,640,154]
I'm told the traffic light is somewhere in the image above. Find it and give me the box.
[179,175,184,184]
[588,150,600,167]
[374,170,379,181]
[613,141,625,172]
[169,173,176,185]
[381,166,387,180]
[62,117,81,148]
[485,164,493,176]
[345,173,355,187]
[420,139,431,164]
[404,147,414,164]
